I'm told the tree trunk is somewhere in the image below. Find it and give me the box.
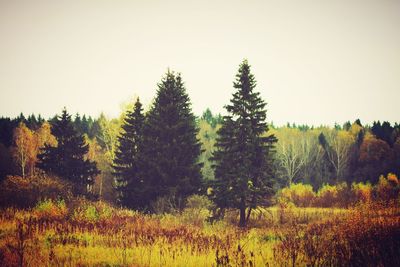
[239,197,246,227]
[99,175,103,200]
[246,207,252,222]
[21,162,25,178]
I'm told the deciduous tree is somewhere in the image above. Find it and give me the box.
[320,130,354,183]
[12,123,36,178]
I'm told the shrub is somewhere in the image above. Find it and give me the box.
[375,173,399,203]
[185,194,214,210]
[72,202,99,223]
[387,173,399,186]
[273,202,400,266]
[274,222,305,266]
[277,200,296,225]
[70,200,121,224]
[278,183,315,207]
[33,199,68,220]
[150,194,184,214]
[314,183,349,207]
[315,184,338,207]
[352,182,373,203]
[303,202,400,266]
[0,174,72,208]
[181,195,215,227]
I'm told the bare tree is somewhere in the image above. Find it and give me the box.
[275,128,309,185]
[323,130,354,183]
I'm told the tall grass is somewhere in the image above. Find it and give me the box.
[0,195,398,266]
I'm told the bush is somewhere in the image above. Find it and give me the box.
[185,194,214,210]
[306,202,400,266]
[70,200,120,224]
[314,183,349,207]
[352,182,373,203]
[150,194,184,214]
[375,173,399,203]
[278,183,315,207]
[33,199,68,220]
[0,174,72,208]
[315,184,338,207]
[277,200,296,225]
[181,195,215,227]
[274,202,400,266]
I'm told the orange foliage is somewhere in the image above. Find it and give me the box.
[12,123,36,178]
[277,177,399,208]
[375,173,399,203]
[387,173,399,186]
[278,183,315,207]
[274,202,400,266]
[0,174,72,208]
[359,133,391,164]
[33,199,68,221]
[314,183,349,207]
[11,122,57,178]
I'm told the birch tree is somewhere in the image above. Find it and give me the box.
[12,123,35,178]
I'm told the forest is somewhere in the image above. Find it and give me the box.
[0,60,399,266]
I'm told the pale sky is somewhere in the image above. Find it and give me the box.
[0,0,399,126]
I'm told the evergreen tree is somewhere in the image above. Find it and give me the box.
[113,98,145,207]
[0,117,18,147]
[74,113,83,134]
[201,108,223,128]
[37,114,45,125]
[81,115,89,135]
[201,108,213,124]
[38,108,99,194]
[87,116,94,136]
[140,71,202,208]
[212,60,277,227]
[27,114,39,130]
[89,119,101,139]
[17,113,26,124]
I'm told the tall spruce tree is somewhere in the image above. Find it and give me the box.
[113,98,145,207]
[139,70,202,208]
[38,108,99,194]
[212,60,277,227]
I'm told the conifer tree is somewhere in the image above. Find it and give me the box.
[38,108,99,194]
[81,115,89,135]
[140,71,202,208]
[74,113,83,134]
[113,98,145,207]
[212,60,277,227]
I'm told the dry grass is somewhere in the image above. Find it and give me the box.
[0,200,398,266]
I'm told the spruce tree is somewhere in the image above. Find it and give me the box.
[140,71,202,208]
[113,98,145,207]
[212,60,277,227]
[74,113,83,134]
[81,115,89,135]
[38,108,99,194]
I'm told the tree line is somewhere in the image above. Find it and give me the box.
[0,60,399,227]
[272,120,400,189]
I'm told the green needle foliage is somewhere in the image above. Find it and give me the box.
[212,60,277,227]
[38,108,99,195]
[139,70,202,209]
[113,98,145,208]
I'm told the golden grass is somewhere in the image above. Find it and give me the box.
[0,202,398,266]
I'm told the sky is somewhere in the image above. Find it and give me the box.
[0,0,399,126]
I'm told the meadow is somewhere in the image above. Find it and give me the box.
[0,196,399,267]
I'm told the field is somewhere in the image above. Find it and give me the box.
[0,199,399,267]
